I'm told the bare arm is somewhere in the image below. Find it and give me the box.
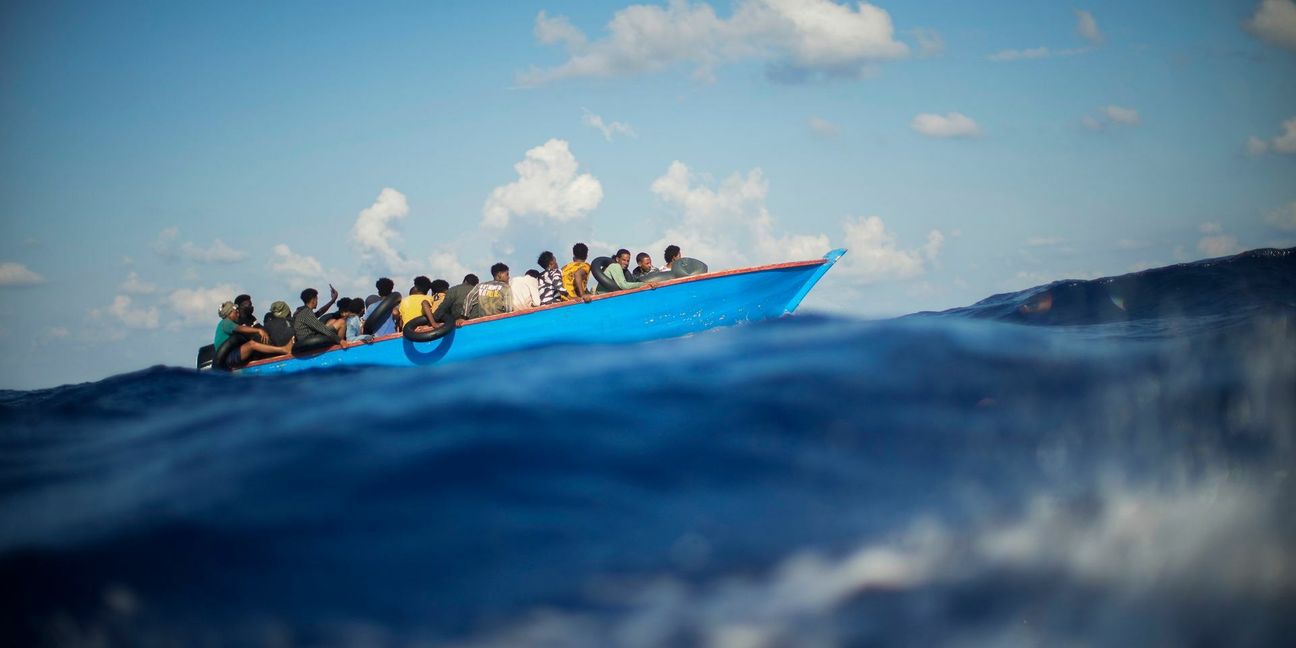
[314,284,339,317]
[235,324,268,343]
[574,269,590,302]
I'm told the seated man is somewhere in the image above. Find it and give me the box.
[433,274,479,326]
[510,268,541,311]
[562,243,592,303]
[536,251,565,305]
[396,276,439,331]
[262,300,295,347]
[234,294,260,327]
[465,263,514,319]
[663,244,681,270]
[631,252,657,277]
[215,301,292,366]
[364,277,401,309]
[293,287,344,345]
[342,298,373,344]
[363,278,402,336]
[598,248,655,293]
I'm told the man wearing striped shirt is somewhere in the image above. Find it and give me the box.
[536,250,565,305]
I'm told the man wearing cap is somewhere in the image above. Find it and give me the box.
[215,301,292,367]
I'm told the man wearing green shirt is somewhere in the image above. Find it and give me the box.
[599,248,658,293]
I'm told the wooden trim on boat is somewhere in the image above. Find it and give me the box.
[241,257,826,370]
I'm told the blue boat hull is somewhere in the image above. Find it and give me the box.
[239,250,846,375]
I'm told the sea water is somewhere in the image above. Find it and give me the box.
[2,249,1293,647]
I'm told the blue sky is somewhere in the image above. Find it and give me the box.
[1,0,1294,389]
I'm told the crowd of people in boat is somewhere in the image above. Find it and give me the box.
[212,243,692,367]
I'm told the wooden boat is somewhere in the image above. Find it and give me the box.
[235,249,847,375]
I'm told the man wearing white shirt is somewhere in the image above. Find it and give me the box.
[510,269,542,311]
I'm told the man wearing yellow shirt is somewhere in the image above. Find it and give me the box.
[561,242,592,303]
[396,276,442,332]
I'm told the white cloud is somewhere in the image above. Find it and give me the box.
[1254,116,1296,155]
[910,112,981,138]
[119,271,157,295]
[807,116,840,138]
[0,262,45,286]
[427,249,473,282]
[521,0,909,85]
[154,227,248,264]
[167,284,240,329]
[1102,105,1140,125]
[1245,0,1296,51]
[582,109,636,141]
[105,294,160,330]
[1081,115,1104,131]
[1265,202,1296,230]
[649,161,829,268]
[1075,9,1104,45]
[270,244,325,279]
[349,187,422,274]
[839,216,942,282]
[482,139,603,229]
[1197,222,1240,257]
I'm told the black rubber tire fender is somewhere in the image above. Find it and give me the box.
[589,256,621,293]
[402,316,454,342]
[293,333,337,354]
[636,270,676,283]
[670,258,709,277]
[212,337,239,371]
[363,293,402,335]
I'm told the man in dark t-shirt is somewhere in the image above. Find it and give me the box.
[433,274,480,325]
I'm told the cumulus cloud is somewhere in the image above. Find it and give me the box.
[582,109,637,141]
[1198,222,1241,257]
[105,294,160,330]
[649,161,830,268]
[349,187,423,275]
[839,216,942,282]
[910,112,981,138]
[1247,116,1296,156]
[1265,201,1296,230]
[119,272,157,294]
[1082,105,1141,131]
[154,227,248,264]
[167,284,240,328]
[1245,0,1296,51]
[520,0,910,85]
[270,244,325,279]
[0,262,45,286]
[807,116,840,138]
[482,139,603,229]
[1075,9,1104,45]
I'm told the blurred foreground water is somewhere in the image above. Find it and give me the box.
[1,249,1293,647]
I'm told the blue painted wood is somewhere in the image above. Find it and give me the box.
[239,250,846,375]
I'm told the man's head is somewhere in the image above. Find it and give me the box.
[490,262,509,282]
[572,243,589,262]
[234,294,253,319]
[664,245,681,265]
[412,276,432,295]
[636,252,652,272]
[219,301,238,321]
[300,288,319,308]
[615,248,631,268]
[525,269,541,279]
[337,298,354,315]
[464,274,480,287]
[375,277,394,296]
[537,251,556,270]
[430,279,450,294]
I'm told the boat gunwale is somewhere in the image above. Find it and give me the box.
[240,257,827,370]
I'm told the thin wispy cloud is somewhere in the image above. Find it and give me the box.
[0,262,45,286]
[1082,105,1141,131]
[807,116,841,138]
[520,1,910,85]
[582,109,637,141]
[911,112,981,138]
[1246,116,1296,156]
[1075,9,1104,45]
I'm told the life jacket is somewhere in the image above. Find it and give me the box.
[561,261,591,300]
[465,281,512,319]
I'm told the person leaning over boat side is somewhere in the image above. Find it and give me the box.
[465,263,514,319]
[342,298,373,344]
[510,268,542,311]
[433,274,478,326]
[663,244,681,271]
[216,301,292,365]
[293,288,344,344]
[536,251,565,305]
[597,248,653,294]
[263,300,295,347]
[632,252,657,278]
[562,243,593,303]
[396,276,439,332]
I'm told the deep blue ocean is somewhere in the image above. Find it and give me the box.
[2,249,1294,647]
